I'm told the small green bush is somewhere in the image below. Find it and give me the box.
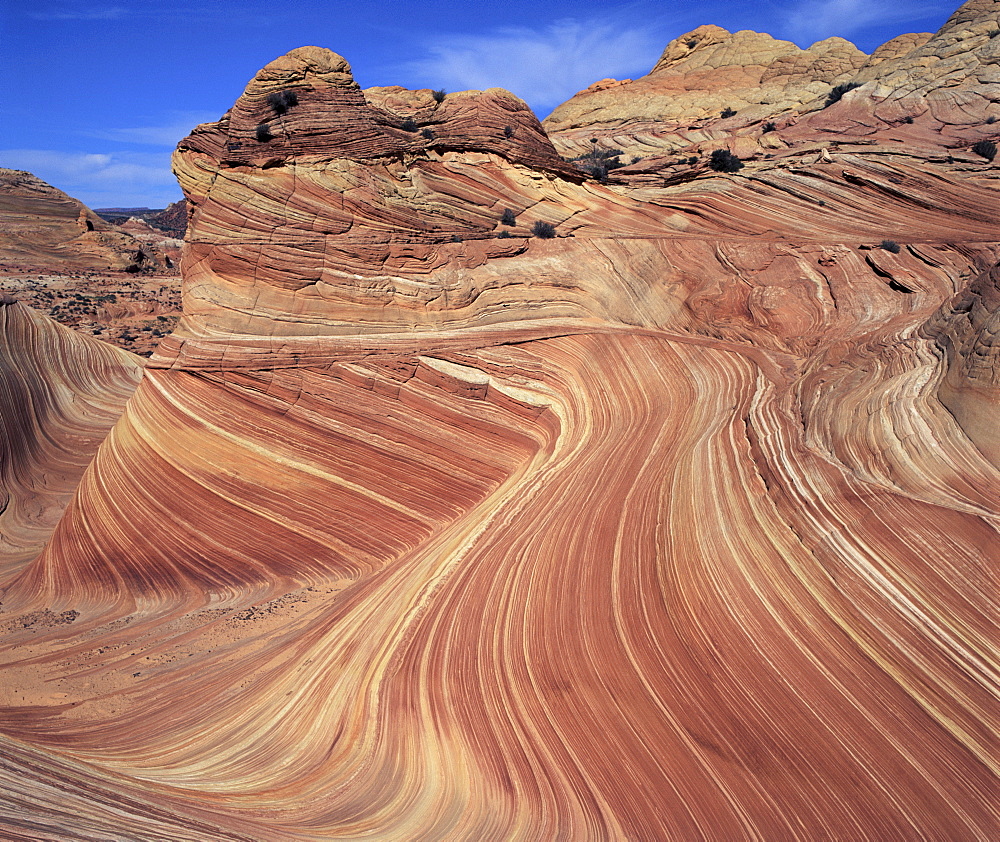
[432,89,446,103]
[256,123,274,142]
[879,240,901,253]
[825,82,861,108]
[720,107,737,118]
[497,230,512,239]
[709,149,743,173]
[401,118,418,132]
[762,121,777,133]
[531,220,556,239]
[421,128,435,140]
[504,125,514,138]
[972,139,997,160]
[500,208,516,226]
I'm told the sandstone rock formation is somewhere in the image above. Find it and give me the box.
[0,2,998,839]
[147,199,188,238]
[545,0,1000,163]
[544,24,868,156]
[0,169,172,273]
[0,299,143,575]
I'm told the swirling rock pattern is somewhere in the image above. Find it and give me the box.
[1,5,998,839]
[0,299,143,575]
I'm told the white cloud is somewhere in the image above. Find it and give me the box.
[91,111,222,146]
[784,0,945,45]
[0,149,181,209]
[402,19,663,113]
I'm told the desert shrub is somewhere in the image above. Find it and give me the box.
[401,118,418,132]
[879,240,901,253]
[497,230,512,239]
[709,149,743,173]
[267,90,298,115]
[987,116,997,124]
[256,123,273,142]
[762,121,777,133]
[421,128,435,140]
[504,124,514,138]
[825,82,861,108]
[688,156,699,165]
[531,220,556,239]
[432,89,446,103]
[631,156,642,164]
[500,208,516,226]
[566,146,625,178]
[720,107,737,118]
[972,139,997,160]
[903,115,914,124]
[450,234,463,243]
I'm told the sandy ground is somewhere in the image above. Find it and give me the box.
[0,267,181,357]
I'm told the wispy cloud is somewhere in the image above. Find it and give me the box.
[0,149,181,208]
[402,18,663,114]
[28,5,128,21]
[90,111,221,147]
[783,0,946,45]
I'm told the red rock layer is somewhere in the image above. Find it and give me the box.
[1,10,999,839]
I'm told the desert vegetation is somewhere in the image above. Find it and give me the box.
[825,82,861,107]
[267,90,298,115]
[972,139,997,160]
[565,145,626,181]
[709,149,743,172]
[531,220,556,238]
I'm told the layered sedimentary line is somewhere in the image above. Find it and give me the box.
[0,332,996,839]
[0,301,143,575]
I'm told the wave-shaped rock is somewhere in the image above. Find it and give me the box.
[0,3,998,839]
[0,298,143,575]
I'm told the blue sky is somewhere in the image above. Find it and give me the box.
[1,0,953,208]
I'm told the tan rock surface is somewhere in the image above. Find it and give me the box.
[0,169,172,273]
[543,25,867,158]
[1,7,999,839]
[546,0,1000,163]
